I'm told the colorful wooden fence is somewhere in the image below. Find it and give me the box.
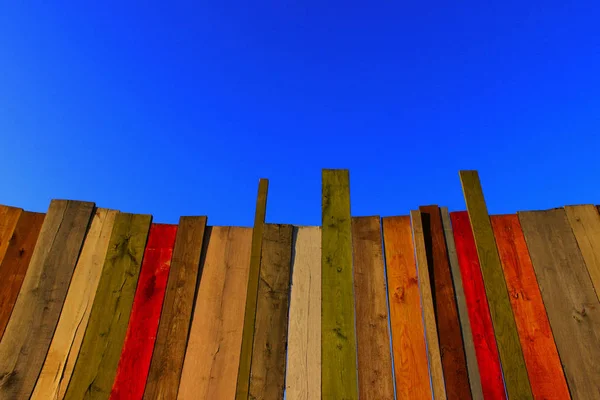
[0,169,598,400]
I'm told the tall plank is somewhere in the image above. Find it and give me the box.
[321,169,358,400]
[420,205,471,400]
[110,223,178,400]
[64,213,152,400]
[0,200,94,400]
[440,208,484,400]
[491,214,571,400]
[143,216,207,400]
[519,209,600,399]
[236,179,269,400]
[382,216,432,400]
[31,208,118,400]
[177,226,253,399]
[351,216,394,400]
[459,170,533,400]
[0,205,22,265]
[285,226,321,400]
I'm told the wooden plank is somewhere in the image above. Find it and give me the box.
[519,209,600,399]
[351,216,394,400]
[321,169,358,400]
[440,207,484,400]
[0,205,22,265]
[420,205,471,400]
[235,178,269,400]
[382,216,432,400]
[110,223,178,400]
[177,226,253,399]
[64,213,152,400]
[0,211,44,340]
[459,170,533,399]
[143,216,207,400]
[0,200,94,400]
[285,226,321,400]
[491,214,571,400]
[31,208,118,400]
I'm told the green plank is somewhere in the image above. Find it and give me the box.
[459,170,533,400]
[321,169,358,400]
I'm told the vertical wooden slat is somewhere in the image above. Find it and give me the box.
[459,170,533,400]
[519,209,600,399]
[352,216,394,400]
[177,226,253,399]
[0,205,22,265]
[382,216,432,400]
[321,169,358,400]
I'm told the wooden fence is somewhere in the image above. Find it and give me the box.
[0,169,598,400]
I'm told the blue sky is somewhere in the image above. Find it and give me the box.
[1,1,599,225]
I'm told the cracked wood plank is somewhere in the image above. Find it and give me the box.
[0,205,22,266]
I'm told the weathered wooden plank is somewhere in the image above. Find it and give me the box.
[236,179,269,400]
[31,208,118,400]
[110,223,178,400]
[459,170,533,400]
[491,214,571,400]
[177,226,253,399]
[0,205,22,265]
[248,224,293,400]
[64,213,152,400]
[321,169,359,400]
[519,209,600,399]
[285,226,321,400]
[143,216,207,400]
[0,211,44,340]
[351,216,394,400]
[410,210,446,400]
[440,208,484,400]
[382,216,432,400]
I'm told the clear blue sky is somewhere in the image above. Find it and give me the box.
[1,1,599,226]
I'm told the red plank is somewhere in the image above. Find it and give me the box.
[110,223,178,400]
[450,212,506,400]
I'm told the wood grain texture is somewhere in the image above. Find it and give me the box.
[321,169,359,400]
[177,226,253,399]
[382,216,432,400]
[64,213,152,400]
[0,205,22,265]
[0,200,94,400]
[519,209,600,400]
[440,208,484,400]
[491,214,571,400]
[110,223,178,400]
[31,208,117,400]
[285,226,321,400]
[0,211,44,340]
[351,216,394,400]
[420,205,471,400]
[459,170,533,400]
[410,210,447,400]
[236,179,269,400]
[143,216,207,400]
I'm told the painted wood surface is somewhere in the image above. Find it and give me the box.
[31,208,117,400]
[285,226,321,400]
[450,212,506,400]
[177,226,253,399]
[420,205,471,400]
[321,169,359,400]
[110,223,178,400]
[0,205,22,265]
[491,214,571,400]
[0,211,44,340]
[249,224,293,400]
[0,200,94,400]
[143,216,207,400]
[411,210,447,400]
[440,208,484,400]
[382,216,432,400]
[64,213,152,400]
[519,209,600,399]
[459,170,533,400]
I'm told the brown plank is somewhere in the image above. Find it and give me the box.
[0,205,22,265]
